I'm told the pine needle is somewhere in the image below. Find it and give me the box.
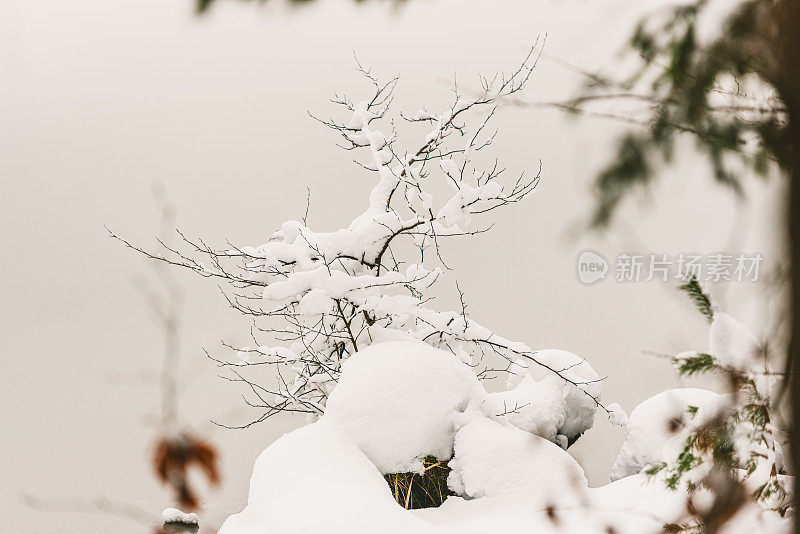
[678,275,713,323]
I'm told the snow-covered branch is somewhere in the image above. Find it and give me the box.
[111,42,606,434]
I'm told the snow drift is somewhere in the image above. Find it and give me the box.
[219,341,789,534]
[611,388,722,481]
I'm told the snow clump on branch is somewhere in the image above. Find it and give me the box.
[111,42,608,430]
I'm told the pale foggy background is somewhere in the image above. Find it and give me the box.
[0,0,786,532]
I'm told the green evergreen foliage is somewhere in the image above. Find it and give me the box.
[579,0,787,227]
[665,440,701,490]
[677,276,714,324]
[672,353,717,377]
[646,279,789,518]
[644,461,668,477]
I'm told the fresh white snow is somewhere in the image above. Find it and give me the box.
[219,342,790,534]
[486,350,602,447]
[447,417,587,503]
[323,341,485,474]
[610,388,722,481]
[161,507,199,525]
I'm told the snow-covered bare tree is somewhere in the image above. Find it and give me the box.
[110,43,606,446]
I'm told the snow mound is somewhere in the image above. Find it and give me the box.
[220,343,788,534]
[448,418,587,503]
[611,388,721,481]
[324,341,485,474]
[486,350,601,446]
[218,421,450,534]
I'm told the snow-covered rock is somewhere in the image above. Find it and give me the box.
[324,341,485,474]
[611,388,721,481]
[219,342,788,534]
[220,341,599,533]
[218,421,450,534]
[447,418,587,503]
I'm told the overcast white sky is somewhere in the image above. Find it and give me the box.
[0,0,786,532]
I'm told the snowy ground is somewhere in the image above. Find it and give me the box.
[217,341,790,534]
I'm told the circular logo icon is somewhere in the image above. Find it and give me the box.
[577,250,608,285]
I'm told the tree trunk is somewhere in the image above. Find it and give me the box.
[776,2,800,531]
[790,130,800,534]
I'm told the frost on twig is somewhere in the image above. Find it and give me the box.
[110,41,606,429]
